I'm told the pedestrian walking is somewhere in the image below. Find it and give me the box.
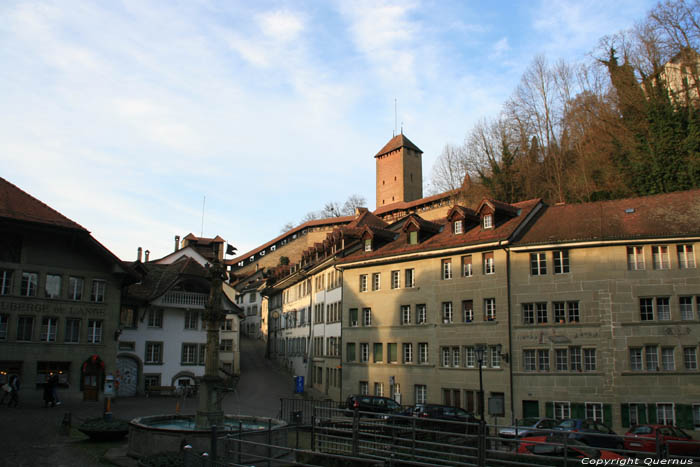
[0,379,11,406]
[49,372,62,406]
[6,374,20,407]
[43,373,56,407]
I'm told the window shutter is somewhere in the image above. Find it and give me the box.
[676,404,693,429]
[647,404,657,424]
[603,404,613,426]
[621,404,630,428]
[639,404,648,424]
[545,402,553,418]
[572,403,585,419]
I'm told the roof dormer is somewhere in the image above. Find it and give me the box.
[446,206,480,235]
[476,199,519,230]
[401,214,441,244]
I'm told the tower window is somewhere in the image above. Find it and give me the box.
[394,176,397,181]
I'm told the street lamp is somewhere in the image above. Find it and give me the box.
[474,344,486,420]
[271,311,280,357]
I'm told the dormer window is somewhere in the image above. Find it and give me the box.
[453,220,463,234]
[409,231,418,245]
[483,215,493,229]
[364,239,372,252]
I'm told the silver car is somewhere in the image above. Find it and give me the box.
[498,417,558,440]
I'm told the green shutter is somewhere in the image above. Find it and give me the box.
[374,343,383,362]
[677,404,694,429]
[604,404,613,426]
[388,343,397,363]
[639,404,648,424]
[350,308,358,325]
[648,404,657,424]
[621,404,630,428]
[347,343,355,362]
[572,403,585,419]
[545,402,554,418]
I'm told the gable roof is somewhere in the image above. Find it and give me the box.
[127,256,210,302]
[373,189,458,217]
[0,177,86,231]
[516,189,700,246]
[375,134,423,158]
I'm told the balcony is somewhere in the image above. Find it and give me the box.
[158,291,208,308]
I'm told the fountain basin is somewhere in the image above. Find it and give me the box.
[128,414,288,461]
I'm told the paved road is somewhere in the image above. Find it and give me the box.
[0,336,297,466]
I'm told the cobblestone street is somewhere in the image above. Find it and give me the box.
[0,336,298,467]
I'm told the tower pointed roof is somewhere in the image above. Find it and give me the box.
[374,134,423,158]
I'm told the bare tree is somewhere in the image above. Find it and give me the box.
[341,194,367,215]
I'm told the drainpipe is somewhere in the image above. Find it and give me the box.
[336,265,344,403]
[506,247,515,425]
[307,277,314,387]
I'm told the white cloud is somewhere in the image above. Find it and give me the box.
[491,37,510,57]
[257,10,304,42]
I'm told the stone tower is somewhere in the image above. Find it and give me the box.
[375,133,423,209]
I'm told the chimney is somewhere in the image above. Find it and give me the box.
[174,235,180,252]
[145,250,150,262]
[137,247,142,262]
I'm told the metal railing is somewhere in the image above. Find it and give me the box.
[161,291,208,307]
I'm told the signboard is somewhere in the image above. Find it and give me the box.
[488,396,505,417]
[294,376,304,394]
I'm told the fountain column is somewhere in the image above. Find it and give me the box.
[195,260,227,429]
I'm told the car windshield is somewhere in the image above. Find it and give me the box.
[557,420,577,429]
[630,426,652,435]
[519,418,540,426]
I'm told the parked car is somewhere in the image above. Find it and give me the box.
[624,425,700,457]
[498,417,559,440]
[518,434,626,460]
[553,419,624,450]
[406,404,479,435]
[343,395,403,418]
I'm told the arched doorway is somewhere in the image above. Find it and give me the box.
[116,355,139,397]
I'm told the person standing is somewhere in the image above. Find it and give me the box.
[49,372,61,407]
[6,374,19,408]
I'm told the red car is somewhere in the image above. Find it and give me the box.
[518,435,626,460]
[624,425,700,457]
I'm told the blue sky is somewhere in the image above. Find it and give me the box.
[0,0,657,261]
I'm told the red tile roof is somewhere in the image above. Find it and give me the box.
[516,189,700,245]
[183,233,225,244]
[372,189,458,216]
[0,177,86,231]
[375,134,423,158]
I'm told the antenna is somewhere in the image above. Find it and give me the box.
[200,195,205,237]
[394,98,397,137]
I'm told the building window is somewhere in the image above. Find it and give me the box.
[0,270,12,295]
[463,300,474,323]
[40,317,58,342]
[661,347,675,370]
[0,314,8,340]
[553,250,570,274]
[490,346,500,368]
[349,308,358,327]
[523,350,536,371]
[182,343,198,364]
[627,246,645,270]
[483,214,493,229]
[90,280,106,303]
[87,320,102,344]
[68,276,83,300]
[374,382,384,397]
[148,309,163,328]
[21,272,38,297]
[359,381,369,395]
[523,303,534,324]
[362,308,371,326]
[442,259,452,280]
[567,301,580,322]
[17,316,33,341]
[677,244,696,269]
[391,270,400,289]
[144,374,161,389]
[652,245,670,270]
[530,253,547,275]
[462,255,472,277]
[388,343,397,363]
[219,339,232,352]
[198,344,206,365]
[694,405,700,430]
[586,403,603,422]
[684,347,698,370]
[645,346,658,371]
[184,311,198,330]
[364,239,372,252]
[640,298,654,321]
[570,347,582,371]
[465,346,475,368]
[555,349,568,371]
[408,231,418,245]
[554,401,571,419]
[630,348,643,370]
[657,403,675,425]
[401,305,411,325]
[484,298,496,321]
[538,349,549,371]
[360,343,369,362]
[536,303,547,324]
[359,275,368,292]
[453,347,461,367]
[454,220,463,234]
[372,273,380,291]
[373,343,383,363]
[483,252,495,274]
[405,269,415,288]
[553,302,565,323]
[680,296,694,320]
[441,347,451,367]
[221,318,233,331]
[403,343,413,363]
[415,384,427,404]
[416,304,427,324]
[442,302,453,323]
[65,318,80,343]
[584,349,596,371]
[418,343,429,364]
[657,297,671,320]
[45,274,61,299]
